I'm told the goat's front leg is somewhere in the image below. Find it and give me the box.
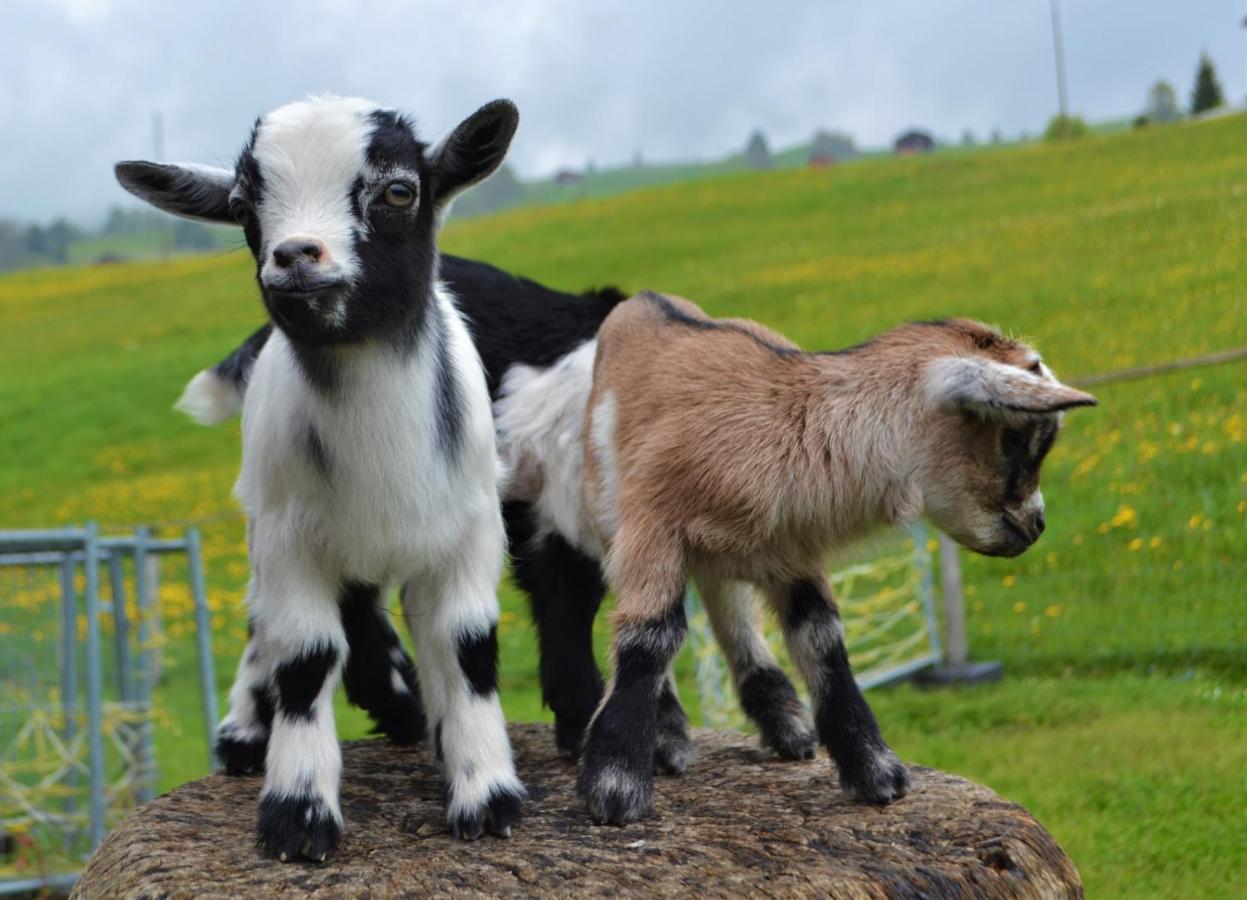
[401,528,524,840]
[251,564,348,862]
[578,528,687,824]
[215,611,275,775]
[769,576,908,803]
[698,577,816,760]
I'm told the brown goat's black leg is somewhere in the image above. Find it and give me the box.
[578,598,688,824]
[772,576,908,804]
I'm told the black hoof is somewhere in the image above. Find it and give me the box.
[554,715,590,760]
[369,690,427,746]
[839,746,910,805]
[256,794,342,863]
[217,732,267,775]
[449,786,525,840]
[653,732,694,775]
[759,711,818,761]
[578,757,654,825]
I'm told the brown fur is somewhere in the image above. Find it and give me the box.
[584,292,1095,625]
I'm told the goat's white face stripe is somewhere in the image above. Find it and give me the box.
[251,97,378,284]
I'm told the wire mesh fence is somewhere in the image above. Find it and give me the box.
[689,524,942,730]
[0,525,215,895]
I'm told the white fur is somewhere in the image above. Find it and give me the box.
[495,340,601,554]
[248,96,380,285]
[176,369,242,425]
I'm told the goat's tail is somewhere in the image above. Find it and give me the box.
[176,323,273,425]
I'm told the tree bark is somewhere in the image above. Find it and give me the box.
[74,723,1081,898]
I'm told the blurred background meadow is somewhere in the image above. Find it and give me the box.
[3,2,1247,897]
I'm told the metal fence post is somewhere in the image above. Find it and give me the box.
[133,526,157,802]
[939,534,967,668]
[81,522,107,849]
[58,552,79,850]
[185,528,218,768]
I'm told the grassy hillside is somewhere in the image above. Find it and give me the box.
[2,114,1245,896]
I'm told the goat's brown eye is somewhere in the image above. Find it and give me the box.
[229,199,251,226]
[383,181,416,208]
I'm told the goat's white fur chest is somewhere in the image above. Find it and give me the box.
[238,287,503,590]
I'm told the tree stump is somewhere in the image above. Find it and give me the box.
[73,724,1081,898]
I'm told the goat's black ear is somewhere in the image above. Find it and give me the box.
[115,161,235,224]
[429,100,519,207]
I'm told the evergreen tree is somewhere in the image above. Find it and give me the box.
[1190,53,1225,115]
[1145,80,1180,123]
[743,130,771,169]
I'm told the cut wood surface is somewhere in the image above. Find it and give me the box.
[73,723,1081,898]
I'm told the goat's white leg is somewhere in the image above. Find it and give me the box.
[768,575,908,804]
[251,560,348,862]
[215,610,274,774]
[400,523,523,840]
[698,577,816,761]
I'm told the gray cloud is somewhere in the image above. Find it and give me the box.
[3,0,1244,222]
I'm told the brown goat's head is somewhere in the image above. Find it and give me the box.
[912,324,1096,557]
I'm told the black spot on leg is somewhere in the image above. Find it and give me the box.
[305,423,331,479]
[457,626,499,696]
[433,720,444,763]
[273,645,339,720]
[253,683,275,730]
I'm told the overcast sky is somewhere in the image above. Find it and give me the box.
[3,0,1244,223]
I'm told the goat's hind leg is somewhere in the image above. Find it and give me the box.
[341,582,426,744]
[769,576,907,803]
[699,577,815,761]
[653,666,694,775]
[216,610,275,775]
[505,502,607,759]
[253,567,348,862]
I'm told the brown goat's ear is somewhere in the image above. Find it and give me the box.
[925,356,1097,421]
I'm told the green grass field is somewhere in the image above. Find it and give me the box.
[2,113,1245,896]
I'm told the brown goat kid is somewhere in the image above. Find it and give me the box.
[572,292,1096,824]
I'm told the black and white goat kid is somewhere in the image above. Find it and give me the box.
[116,96,525,860]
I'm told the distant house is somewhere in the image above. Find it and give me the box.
[808,151,836,168]
[894,130,935,155]
[553,170,583,187]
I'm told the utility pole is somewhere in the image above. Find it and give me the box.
[1050,0,1070,137]
[152,111,170,262]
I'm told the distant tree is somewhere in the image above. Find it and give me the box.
[1144,80,1181,123]
[743,130,772,169]
[990,128,1003,145]
[45,218,81,264]
[1043,114,1089,141]
[808,130,857,161]
[25,223,48,256]
[1190,53,1225,114]
[960,129,976,147]
[0,220,32,271]
[172,219,217,251]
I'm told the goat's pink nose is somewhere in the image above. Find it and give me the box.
[272,238,326,269]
